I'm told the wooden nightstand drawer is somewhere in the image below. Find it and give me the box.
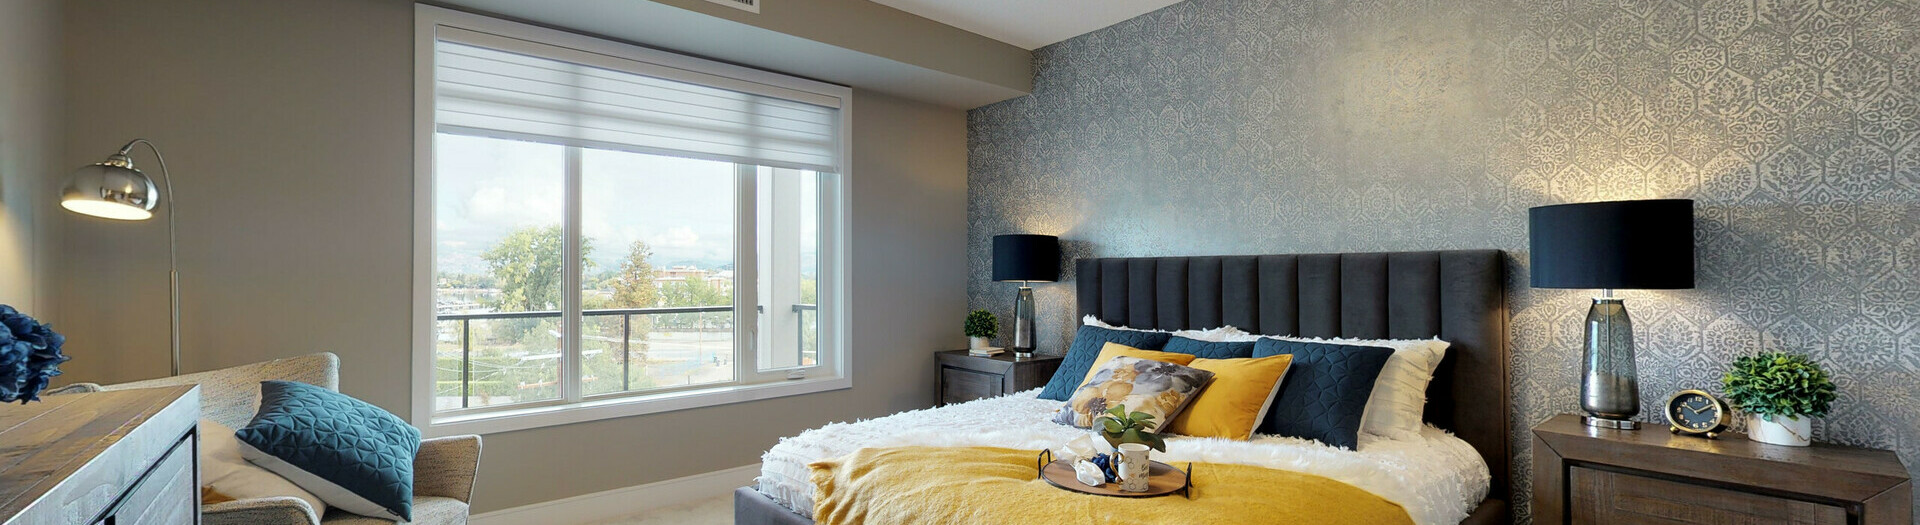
[941,367,1002,404]
[1571,466,1844,525]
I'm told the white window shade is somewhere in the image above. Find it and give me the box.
[433,31,843,173]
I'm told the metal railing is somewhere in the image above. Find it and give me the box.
[793,304,817,366]
[437,304,815,409]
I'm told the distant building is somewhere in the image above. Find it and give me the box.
[654,265,733,293]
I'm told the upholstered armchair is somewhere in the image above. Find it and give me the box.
[51,353,481,525]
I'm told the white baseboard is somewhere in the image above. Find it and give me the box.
[470,463,759,525]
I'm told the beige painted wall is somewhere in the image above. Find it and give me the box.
[52,0,968,512]
[0,0,58,311]
[645,0,1031,92]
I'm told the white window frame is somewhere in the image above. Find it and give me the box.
[410,5,852,437]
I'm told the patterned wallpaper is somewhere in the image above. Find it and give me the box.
[965,0,1919,521]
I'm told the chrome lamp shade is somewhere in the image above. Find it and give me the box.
[61,156,159,220]
[1530,199,1694,430]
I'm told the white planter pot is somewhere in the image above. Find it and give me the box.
[1747,413,1812,447]
[1117,443,1151,492]
[968,336,990,350]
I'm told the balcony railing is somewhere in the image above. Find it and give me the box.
[435,304,813,410]
[793,303,817,367]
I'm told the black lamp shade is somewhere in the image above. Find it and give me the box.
[992,234,1060,282]
[1530,199,1695,290]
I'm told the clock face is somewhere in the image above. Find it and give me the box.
[1668,391,1724,433]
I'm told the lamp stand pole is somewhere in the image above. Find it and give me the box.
[118,139,181,377]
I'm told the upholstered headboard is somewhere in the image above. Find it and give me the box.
[1073,250,1510,502]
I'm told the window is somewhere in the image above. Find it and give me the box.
[412,6,850,434]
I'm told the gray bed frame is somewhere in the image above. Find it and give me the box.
[735,250,1511,524]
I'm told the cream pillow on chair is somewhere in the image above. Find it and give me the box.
[199,419,328,516]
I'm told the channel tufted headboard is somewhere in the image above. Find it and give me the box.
[1073,250,1511,504]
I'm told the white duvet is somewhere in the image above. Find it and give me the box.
[757,390,1490,525]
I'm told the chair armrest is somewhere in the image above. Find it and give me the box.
[414,434,482,503]
[203,497,321,525]
[44,383,103,396]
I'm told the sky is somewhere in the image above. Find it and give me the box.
[434,133,739,275]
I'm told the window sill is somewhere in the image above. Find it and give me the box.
[421,375,851,437]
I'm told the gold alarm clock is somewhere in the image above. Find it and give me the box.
[1666,389,1731,438]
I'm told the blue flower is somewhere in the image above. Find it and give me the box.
[0,305,68,404]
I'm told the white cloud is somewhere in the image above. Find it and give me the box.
[651,227,701,248]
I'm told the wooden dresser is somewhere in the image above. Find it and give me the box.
[1532,414,1911,525]
[934,350,1062,406]
[0,386,201,525]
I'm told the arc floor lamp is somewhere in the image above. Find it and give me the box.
[60,139,181,376]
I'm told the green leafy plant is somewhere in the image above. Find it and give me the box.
[963,310,998,338]
[1095,404,1167,452]
[1722,352,1837,422]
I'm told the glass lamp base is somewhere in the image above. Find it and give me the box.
[1580,297,1641,425]
[1012,285,1036,353]
[1582,416,1640,430]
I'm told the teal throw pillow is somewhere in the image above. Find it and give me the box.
[235,380,420,521]
[1037,325,1175,401]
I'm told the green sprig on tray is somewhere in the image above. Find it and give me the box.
[1095,404,1167,452]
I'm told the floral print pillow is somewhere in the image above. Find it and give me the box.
[1053,356,1215,430]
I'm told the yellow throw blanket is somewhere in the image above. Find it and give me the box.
[809,447,1413,525]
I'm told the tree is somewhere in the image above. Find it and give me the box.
[610,241,660,308]
[481,225,594,312]
[661,274,729,307]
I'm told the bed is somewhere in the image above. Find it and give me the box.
[736,250,1510,524]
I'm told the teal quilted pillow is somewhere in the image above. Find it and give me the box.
[235,381,420,521]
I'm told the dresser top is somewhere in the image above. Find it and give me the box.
[0,385,199,518]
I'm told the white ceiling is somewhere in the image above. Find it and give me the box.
[869,0,1186,50]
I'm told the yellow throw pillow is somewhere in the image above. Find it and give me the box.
[1166,354,1295,440]
[1082,342,1198,386]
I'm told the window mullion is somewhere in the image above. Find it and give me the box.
[734,164,758,381]
[563,146,585,403]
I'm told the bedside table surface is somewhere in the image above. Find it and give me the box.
[935,349,1064,363]
[1535,414,1909,482]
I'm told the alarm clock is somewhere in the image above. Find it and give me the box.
[1666,389,1731,438]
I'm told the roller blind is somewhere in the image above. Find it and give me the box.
[432,29,843,172]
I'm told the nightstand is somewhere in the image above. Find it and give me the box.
[1532,414,1911,525]
[934,350,1062,406]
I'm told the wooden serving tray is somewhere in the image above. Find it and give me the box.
[1036,450,1192,498]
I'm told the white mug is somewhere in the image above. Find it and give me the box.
[1116,443,1151,492]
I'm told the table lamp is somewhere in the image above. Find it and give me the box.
[992,234,1058,358]
[1529,199,1694,430]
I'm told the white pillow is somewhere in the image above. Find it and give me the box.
[199,419,328,516]
[1081,314,1249,342]
[1264,336,1449,440]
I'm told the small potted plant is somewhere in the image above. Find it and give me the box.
[1722,352,1836,447]
[963,310,998,352]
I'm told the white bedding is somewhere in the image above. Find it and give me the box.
[757,390,1490,525]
